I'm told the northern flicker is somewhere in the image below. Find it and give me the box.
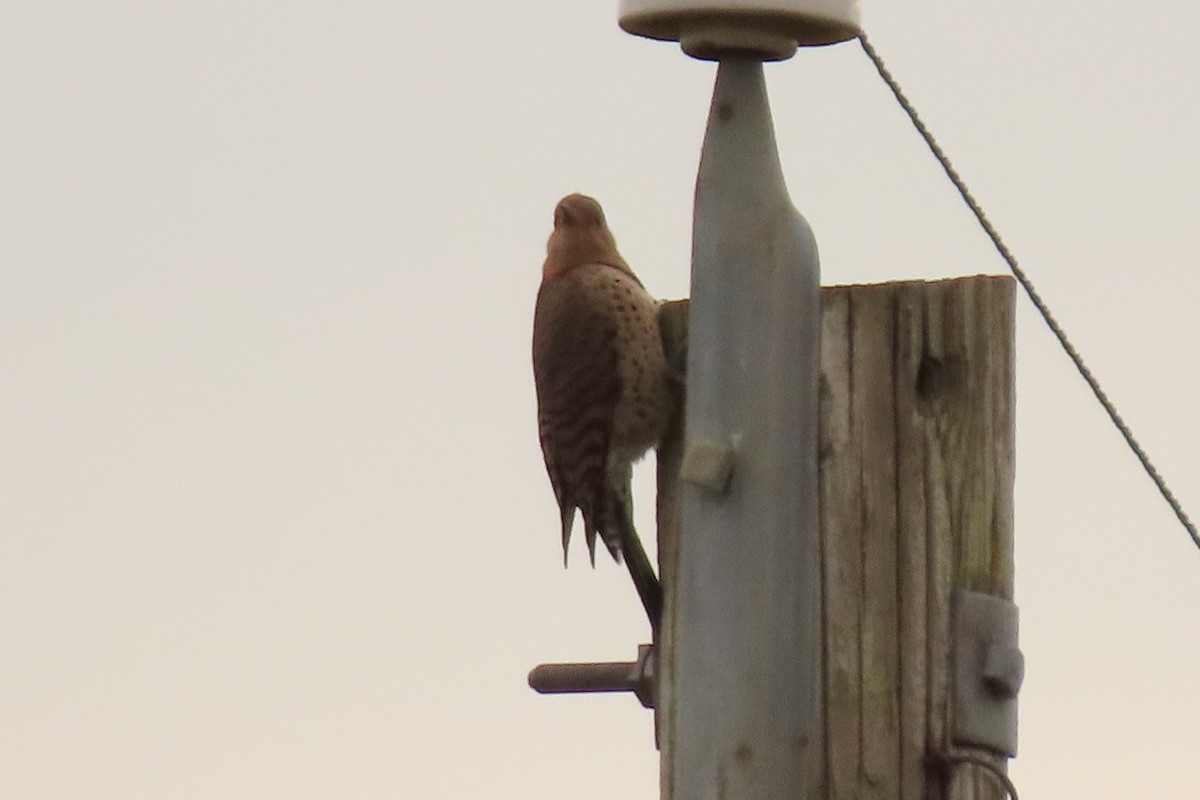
[532,193,674,628]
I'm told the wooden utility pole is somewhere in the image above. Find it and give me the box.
[657,275,1018,800]
[820,276,1018,800]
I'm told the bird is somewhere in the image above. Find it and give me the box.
[532,193,674,628]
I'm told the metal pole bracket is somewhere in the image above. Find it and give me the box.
[952,588,1023,757]
[528,643,656,709]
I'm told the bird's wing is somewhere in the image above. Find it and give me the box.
[532,269,623,565]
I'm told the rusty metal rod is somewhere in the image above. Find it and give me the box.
[528,661,639,694]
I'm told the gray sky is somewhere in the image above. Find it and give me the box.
[4,1,1199,797]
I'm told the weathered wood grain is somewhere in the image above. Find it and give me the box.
[819,288,862,800]
[819,276,1015,800]
[894,285,929,800]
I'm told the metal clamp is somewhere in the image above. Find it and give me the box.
[952,589,1023,757]
[528,643,656,709]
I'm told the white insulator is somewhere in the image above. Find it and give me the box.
[619,0,861,60]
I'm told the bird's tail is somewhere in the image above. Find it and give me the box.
[594,463,633,565]
[579,496,623,567]
[561,467,662,632]
[559,505,575,568]
[558,495,622,567]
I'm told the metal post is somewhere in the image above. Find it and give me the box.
[663,57,822,799]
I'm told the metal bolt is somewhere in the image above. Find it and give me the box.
[528,644,657,709]
[982,643,1025,700]
[681,438,735,493]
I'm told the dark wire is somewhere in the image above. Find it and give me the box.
[857,32,1200,554]
[932,752,1020,800]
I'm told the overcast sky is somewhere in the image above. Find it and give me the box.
[4,1,1199,798]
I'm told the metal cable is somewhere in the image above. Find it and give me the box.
[932,752,1020,800]
[858,32,1200,554]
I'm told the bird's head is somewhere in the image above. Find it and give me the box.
[543,194,630,280]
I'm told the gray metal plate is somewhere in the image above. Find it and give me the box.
[953,589,1022,757]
